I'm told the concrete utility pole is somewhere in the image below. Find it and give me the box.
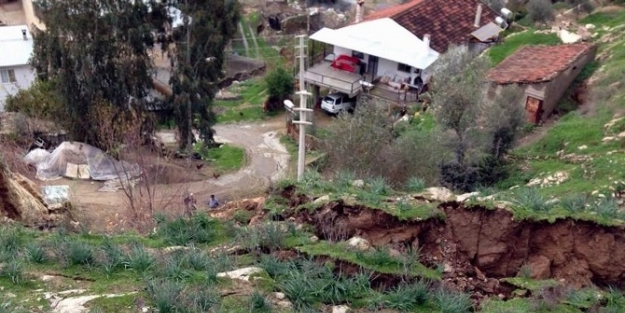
[293,35,312,181]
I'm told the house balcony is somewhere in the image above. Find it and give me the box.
[304,61,363,98]
[367,79,423,105]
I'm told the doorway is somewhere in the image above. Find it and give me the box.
[525,96,544,124]
[367,55,379,80]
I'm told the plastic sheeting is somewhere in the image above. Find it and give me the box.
[24,148,51,165]
[32,142,141,181]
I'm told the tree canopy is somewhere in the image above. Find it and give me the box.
[31,0,169,147]
[162,0,241,150]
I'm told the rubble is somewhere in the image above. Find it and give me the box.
[527,171,569,188]
[346,236,372,251]
[216,267,265,281]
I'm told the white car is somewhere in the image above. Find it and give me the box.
[321,93,357,114]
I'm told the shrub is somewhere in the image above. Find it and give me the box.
[99,239,127,274]
[264,67,294,102]
[1,259,24,284]
[24,243,47,264]
[0,227,22,255]
[384,281,430,311]
[159,254,192,281]
[5,80,64,121]
[233,210,254,225]
[258,254,294,279]
[434,288,472,313]
[527,0,555,24]
[186,285,220,312]
[236,222,287,253]
[595,197,620,219]
[277,272,316,310]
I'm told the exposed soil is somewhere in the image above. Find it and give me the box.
[276,187,625,292]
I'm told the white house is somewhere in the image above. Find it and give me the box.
[305,0,504,105]
[0,25,36,111]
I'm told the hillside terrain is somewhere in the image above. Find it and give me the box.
[1,3,625,313]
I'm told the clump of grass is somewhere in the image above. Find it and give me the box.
[249,290,273,313]
[434,288,473,313]
[335,170,356,191]
[159,254,192,281]
[1,259,24,284]
[368,176,390,195]
[594,197,620,219]
[125,244,155,272]
[518,264,532,279]
[186,285,220,312]
[514,188,552,212]
[99,239,127,274]
[300,170,327,192]
[24,242,47,264]
[561,194,587,214]
[146,279,183,312]
[236,222,287,253]
[155,213,217,245]
[61,239,95,266]
[383,281,430,311]
[233,210,254,225]
[407,177,426,193]
[184,249,211,271]
[0,227,22,256]
[258,254,294,279]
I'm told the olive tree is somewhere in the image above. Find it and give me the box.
[429,45,524,191]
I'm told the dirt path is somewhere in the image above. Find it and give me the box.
[47,118,290,230]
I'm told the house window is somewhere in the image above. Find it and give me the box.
[397,63,411,73]
[352,50,365,59]
[0,69,17,84]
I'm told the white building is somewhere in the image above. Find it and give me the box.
[0,24,36,111]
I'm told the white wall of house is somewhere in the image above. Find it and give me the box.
[0,65,36,111]
[331,45,419,85]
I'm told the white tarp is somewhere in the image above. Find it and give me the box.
[32,141,141,181]
[24,148,51,165]
[41,185,70,208]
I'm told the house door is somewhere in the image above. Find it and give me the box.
[525,96,543,124]
[368,56,379,78]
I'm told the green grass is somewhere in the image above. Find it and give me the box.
[481,297,583,313]
[501,277,560,291]
[196,143,246,173]
[488,31,560,64]
[297,241,440,279]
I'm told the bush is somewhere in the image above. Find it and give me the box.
[264,67,294,102]
[434,288,472,313]
[233,210,254,225]
[527,0,555,24]
[125,245,155,272]
[407,177,426,192]
[185,285,220,312]
[155,213,217,245]
[63,240,95,266]
[184,249,211,271]
[249,290,273,313]
[514,188,552,212]
[146,279,183,313]
[5,80,64,121]
[159,254,192,281]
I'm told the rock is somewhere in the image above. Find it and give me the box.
[351,179,364,187]
[577,26,592,41]
[163,246,190,253]
[585,23,595,30]
[41,275,56,282]
[578,145,588,150]
[6,292,16,298]
[604,117,623,129]
[456,192,479,202]
[527,255,552,279]
[314,195,330,204]
[388,248,401,258]
[347,236,372,251]
[332,305,352,313]
[216,267,264,282]
[559,28,582,43]
[276,300,292,308]
[309,235,319,243]
[418,187,455,202]
[273,292,286,300]
[443,263,454,273]
[603,136,616,142]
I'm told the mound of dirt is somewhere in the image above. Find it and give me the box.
[0,160,58,226]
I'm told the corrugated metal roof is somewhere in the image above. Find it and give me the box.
[471,22,503,42]
[310,18,439,69]
[0,25,34,67]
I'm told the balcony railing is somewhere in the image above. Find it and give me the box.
[304,61,362,97]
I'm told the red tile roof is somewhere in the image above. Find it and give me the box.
[486,43,597,84]
[362,0,499,53]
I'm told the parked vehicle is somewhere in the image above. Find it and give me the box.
[321,93,357,114]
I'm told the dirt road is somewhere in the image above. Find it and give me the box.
[45,119,290,229]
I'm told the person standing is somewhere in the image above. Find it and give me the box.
[184,193,197,216]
